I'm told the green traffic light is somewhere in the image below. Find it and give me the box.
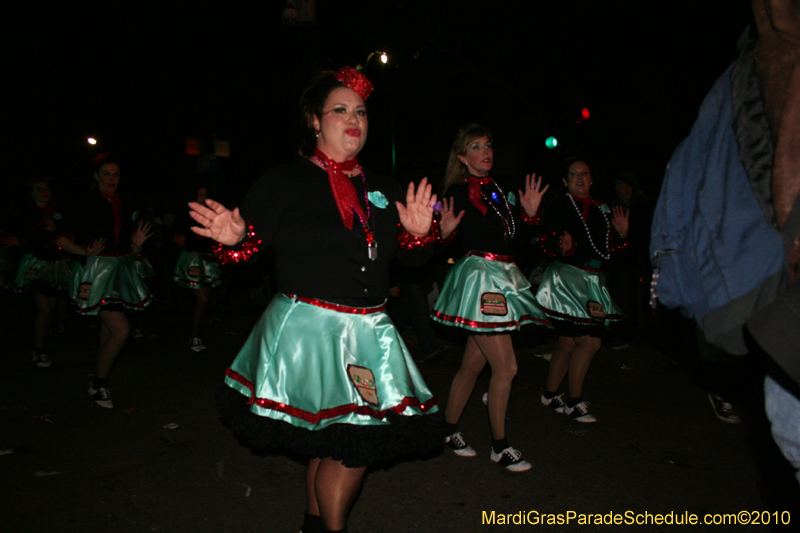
[545,136,558,149]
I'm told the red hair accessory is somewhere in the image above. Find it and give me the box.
[93,152,111,167]
[334,66,374,101]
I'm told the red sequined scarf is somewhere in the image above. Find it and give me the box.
[99,191,122,245]
[569,193,601,222]
[313,148,366,230]
[460,176,492,215]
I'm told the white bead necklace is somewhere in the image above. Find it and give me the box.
[480,179,516,242]
[566,193,611,260]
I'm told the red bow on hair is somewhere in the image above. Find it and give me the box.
[334,66,374,101]
[461,176,492,215]
[313,148,366,230]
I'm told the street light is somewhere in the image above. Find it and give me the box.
[87,137,97,145]
[359,51,389,72]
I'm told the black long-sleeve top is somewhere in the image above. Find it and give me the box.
[444,177,535,257]
[240,158,433,306]
[67,190,137,259]
[12,203,64,261]
[173,213,214,253]
[540,193,627,269]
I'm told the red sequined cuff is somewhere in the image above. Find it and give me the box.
[562,243,577,257]
[431,218,457,245]
[538,231,560,259]
[520,210,540,225]
[397,223,437,250]
[609,234,629,252]
[212,223,262,264]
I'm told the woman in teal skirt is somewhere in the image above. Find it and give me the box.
[172,185,225,352]
[432,124,549,472]
[1,179,101,366]
[536,157,629,423]
[189,67,443,533]
[68,154,153,408]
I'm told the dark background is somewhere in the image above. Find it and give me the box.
[3,0,754,213]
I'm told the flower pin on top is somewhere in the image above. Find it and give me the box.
[368,191,389,209]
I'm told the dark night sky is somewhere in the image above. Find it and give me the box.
[4,0,754,212]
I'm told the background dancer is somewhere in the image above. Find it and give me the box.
[432,123,549,472]
[536,156,629,423]
[173,185,226,352]
[68,154,153,408]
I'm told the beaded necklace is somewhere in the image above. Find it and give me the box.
[312,155,377,260]
[566,193,611,260]
[475,177,516,243]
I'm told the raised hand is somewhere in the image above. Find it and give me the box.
[87,238,106,256]
[41,215,56,232]
[131,220,153,249]
[519,173,549,217]
[189,198,246,246]
[440,196,464,240]
[611,206,629,237]
[0,234,20,248]
[396,178,436,238]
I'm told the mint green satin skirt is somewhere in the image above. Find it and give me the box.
[432,254,550,333]
[69,255,152,315]
[13,253,72,293]
[172,250,225,289]
[536,262,623,336]
[133,255,156,280]
[224,294,439,431]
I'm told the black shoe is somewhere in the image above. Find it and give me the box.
[490,446,532,472]
[445,432,477,457]
[88,386,113,409]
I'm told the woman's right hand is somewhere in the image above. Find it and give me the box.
[559,231,573,255]
[189,199,246,246]
[86,238,106,256]
[439,197,464,240]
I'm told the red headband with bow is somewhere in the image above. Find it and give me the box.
[334,66,374,101]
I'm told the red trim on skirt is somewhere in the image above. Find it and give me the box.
[286,294,387,314]
[466,250,515,263]
[431,309,550,329]
[226,368,437,423]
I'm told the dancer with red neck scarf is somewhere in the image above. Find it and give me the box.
[67,154,153,409]
[432,123,550,472]
[536,157,629,423]
[189,67,444,533]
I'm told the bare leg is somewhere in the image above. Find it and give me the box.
[306,458,322,516]
[545,336,576,393]
[445,336,487,425]
[191,286,211,338]
[314,458,366,531]
[567,335,601,398]
[96,310,129,379]
[472,334,517,441]
[33,291,56,350]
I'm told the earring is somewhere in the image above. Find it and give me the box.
[315,131,320,138]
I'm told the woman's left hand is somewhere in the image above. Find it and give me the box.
[519,173,549,218]
[396,178,437,238]
[0,234,20,248]
[131,221,153,249]
[611,206,629,237]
